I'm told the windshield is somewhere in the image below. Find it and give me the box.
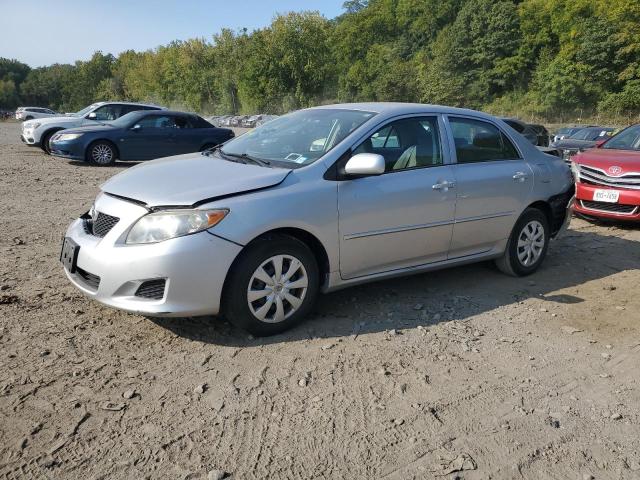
[73,103,101,117]
[602,125,640,151]
[571,128,611,141]
[570,128,595,140]
[219,108,376,166]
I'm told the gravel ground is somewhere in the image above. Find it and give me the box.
[0,120,639,479]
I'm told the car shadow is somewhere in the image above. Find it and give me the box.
[149,227,640,346]
[67,160,141,168]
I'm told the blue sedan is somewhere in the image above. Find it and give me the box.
[49,110,235,165]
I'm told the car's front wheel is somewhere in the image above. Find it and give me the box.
[40,130,58,154]
[495,208,550,276]
[223,234,319,336]
[87,141,117,166]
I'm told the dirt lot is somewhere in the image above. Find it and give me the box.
[0,120,639,480]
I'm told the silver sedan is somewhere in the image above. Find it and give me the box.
[61,103,574,335]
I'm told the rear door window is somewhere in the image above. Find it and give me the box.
[174,116,194,129]
[449,117,520,163]
[137,115,177,129]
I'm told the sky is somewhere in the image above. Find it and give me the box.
[0,0,346,67]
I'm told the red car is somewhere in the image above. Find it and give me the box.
[572,124,640,221]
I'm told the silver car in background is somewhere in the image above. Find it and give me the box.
[61,103,574,336]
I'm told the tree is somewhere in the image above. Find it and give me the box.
[419,0,523,108]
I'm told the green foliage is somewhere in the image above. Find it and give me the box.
[1,1,639,120]
[0,58,30,108]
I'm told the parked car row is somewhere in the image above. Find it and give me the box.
[550,126,616,163]
[501,118,550,147]
[20,101,234,164]
[12,100,633,335]
[208,114,279,128]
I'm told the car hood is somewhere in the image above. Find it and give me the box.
[59,124,115,135]
[24,116,82,128]
[551,139,596,149]
[101,152,292,206]
[573,148,640,175]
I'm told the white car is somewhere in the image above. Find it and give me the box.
[15,107,58,121]
[21,101,166,153]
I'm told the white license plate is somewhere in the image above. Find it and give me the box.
[593,189,619,203]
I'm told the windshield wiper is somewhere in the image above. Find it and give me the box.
[218,149,271,167]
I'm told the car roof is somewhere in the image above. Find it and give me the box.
[92,101,165,109]
[310,102,500,121]
[501,117,527,125]
[130,110,199,116]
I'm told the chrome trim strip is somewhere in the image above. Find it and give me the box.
[579,175,640,190]
[343,211,513,240]
[454,211,514,224]
[344,219,454,240]
[580,164,640,178]
[579,200,638,216]
[580,170,640,184]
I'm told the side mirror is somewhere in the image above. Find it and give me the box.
[130,124,142,132]
[86,112,97,120]
[344,153,386,177]
[594,139,607,148]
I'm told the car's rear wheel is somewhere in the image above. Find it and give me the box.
[87,141,117,166]
[495,208,550,276]
[223,234,319,336]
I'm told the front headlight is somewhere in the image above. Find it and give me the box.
[56,133,84,141]
[25,122,40,130]
[126,209,229,245]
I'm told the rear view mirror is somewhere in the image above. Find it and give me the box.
[344,153,386,177]
[86,112,97,120]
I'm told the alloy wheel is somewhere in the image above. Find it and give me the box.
[92,144,113,164]
[246,254,308,323]
[517,220,545,267]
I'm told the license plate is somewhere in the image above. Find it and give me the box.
[60,237,79,273]
[593,189,619,203]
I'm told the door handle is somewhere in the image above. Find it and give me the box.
[513,171,528,182]
[432,180,455,191]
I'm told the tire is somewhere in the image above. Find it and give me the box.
[495,208,550,277]
[40,130,59,154]
[223,234,319,336]
[87,141,117,165]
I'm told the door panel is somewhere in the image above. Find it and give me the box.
[449,160,533,257]
[122,129,173,160]
[446,116,533,258]
[120,115,176,160]
[170,129,201,154]
[338,166,456,279]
